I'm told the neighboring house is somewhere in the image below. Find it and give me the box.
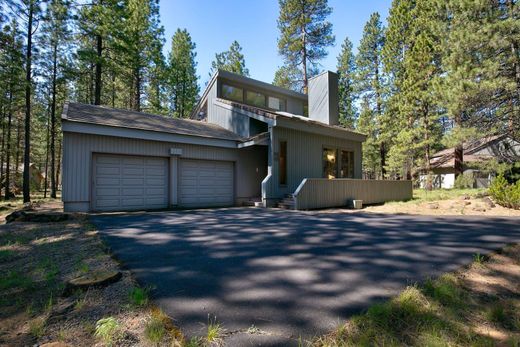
[420,134,520,189]
[1,163,44,193]
[62,69,411,212]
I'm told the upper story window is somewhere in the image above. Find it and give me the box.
[222,84,243,102]
[246,91,266,108]
[268,96,286,112]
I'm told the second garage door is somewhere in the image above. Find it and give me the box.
[179,159,234,208]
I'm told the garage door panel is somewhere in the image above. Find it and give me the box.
[97,156,120,164]
[96,177,120,186]
[121,188,144,195]
[121,178,145,185]
[179,159,233,208]
[122,167,145,175]
[96,188,120,196]
[122,198,145,206]
[93,154,168,212]
[122,157,145,165]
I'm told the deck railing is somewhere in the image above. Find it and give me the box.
[293,178,413,210]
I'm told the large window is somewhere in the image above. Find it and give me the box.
[268,96,286,111]
[323,148,337,179]
[323,148,354,179]
[339,150,354,178]
[279,141,287,185]
[246,91,266,107]
[222,84,243,102]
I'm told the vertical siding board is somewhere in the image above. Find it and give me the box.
[294,179,412,210]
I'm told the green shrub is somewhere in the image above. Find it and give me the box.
[129,286,149,307]
[489,175,520,209]
[94,317,121,346]
[454,172,474,189]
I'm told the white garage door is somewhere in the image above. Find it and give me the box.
[179,159,234,208]
[92,154,168,212]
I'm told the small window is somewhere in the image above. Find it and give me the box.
[323,148,337,179]
[339,150,354,178]
[222,84,243,102]
[268,96,286,111]
[246,91,266,107]
[279,141,287,185]
[303,103,309,117]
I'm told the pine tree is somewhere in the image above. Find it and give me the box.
[356,96,380,178]
[441,0,520,140]
[354,12,386,178]
[0,19,25,199]
[41,0,72,198]
[167,28,199,118]
[277,0,334,92]
[273,64,304,92]
[209,41,249,77]
[336,37,356,128]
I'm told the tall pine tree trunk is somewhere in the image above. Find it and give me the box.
[23,1,34,203]
[43,108,50,199]
[1,111,5,200]
[5,87,13,200]
[50,41,57,198]
[509,0,520,136]
[133,67,141,111]
[94,34,102,105]
[55,137,61,189]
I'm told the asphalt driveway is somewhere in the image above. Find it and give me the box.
[91,208,520,345]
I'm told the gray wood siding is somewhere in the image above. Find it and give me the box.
[294,179,413,210]
[62,132,266,205]
[264,126,363,199]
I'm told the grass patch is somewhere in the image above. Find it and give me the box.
[205,316,225,346]
[95,316,121,346]
[312,273,495,346]
[144,311,168,344]
[129,286,150,307]
[0,270,33,291]
[0,249,14,261]
[29,317,46,339]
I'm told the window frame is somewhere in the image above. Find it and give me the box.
[246,90,267,108]
[322,146,355,179]
[221,83,244,102]
[279,140,287,186]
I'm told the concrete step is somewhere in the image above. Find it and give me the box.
[254,201,264,207]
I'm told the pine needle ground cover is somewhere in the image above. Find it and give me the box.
[0,201,187,346]
[313,244,520,347]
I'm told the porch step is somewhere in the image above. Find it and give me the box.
[254,201,264,207]
[277,196,295,210]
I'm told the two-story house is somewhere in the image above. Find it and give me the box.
[61,69,410,212]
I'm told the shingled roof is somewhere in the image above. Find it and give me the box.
[62,102,244,142]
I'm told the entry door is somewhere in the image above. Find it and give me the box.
[179,159,234,208]
[92,154,168,211]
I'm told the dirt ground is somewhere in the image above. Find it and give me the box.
[0,201,182,347]
[338,193,520,217]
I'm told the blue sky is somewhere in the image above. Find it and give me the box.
[159,0,392,86]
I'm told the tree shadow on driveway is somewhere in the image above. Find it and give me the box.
[91,208,520,341]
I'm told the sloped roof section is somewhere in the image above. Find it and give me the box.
[214,98,366,141]
[63,102,244,141]
[430,134,519,168]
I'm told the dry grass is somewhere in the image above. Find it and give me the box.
[312,244,520,346]
[0,200,187,346]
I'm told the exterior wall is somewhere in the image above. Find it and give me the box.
[207,77,307,138]
[62,132,266,211]
[263,126,363,202]
[294,179,413,210]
